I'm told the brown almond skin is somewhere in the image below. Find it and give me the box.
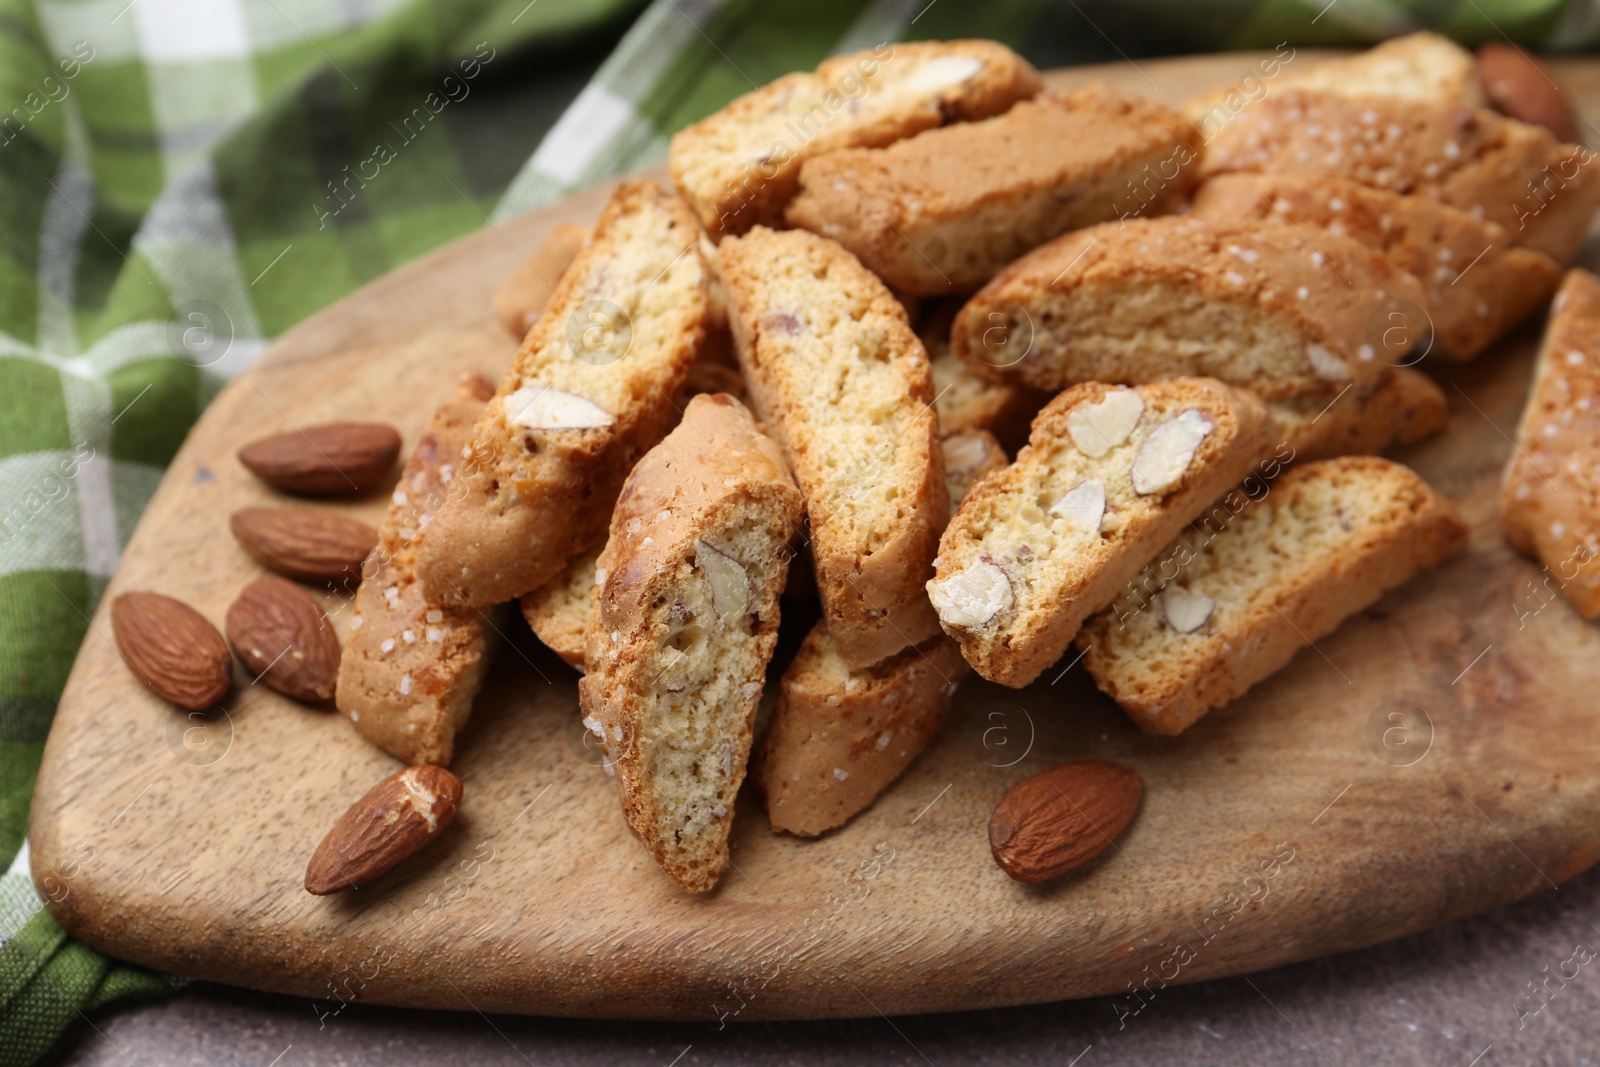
[989,760,1143,884]
[225,576,341,703]
[305,765,463,894]
[1478,43,1579,143]
[230,507,378,584]
[237,422,401,496]
[110,592,233,710]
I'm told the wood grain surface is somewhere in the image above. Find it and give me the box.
[28,53,1600,1021]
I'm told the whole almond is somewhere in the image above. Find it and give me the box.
[237,422,401,496]
[305,765,463,894]
[225,576,341,703]
[1478,43,1578,143]
[110,592,233,710]
[989,760,1143,883]
[230,507,378,584]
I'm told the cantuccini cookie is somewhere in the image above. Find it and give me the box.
[519,544,599,671]
[929,378,1278,687]
[785,85,1202,296]
[754,622,967,837]
[924,303,1046,453]
[336,373,501,766]
[1200,89,1600,264]
[577,393,803,893]
[1190,173,1561,360]
[1267,366,1447,463]
[951,216,1426,400]
[1080,457,1467,734]
[416,181,710,608]
[942,429,1008,507]
[1502,268,1600,618]
[720,226,949,667]
[492,222,589,339]
[669,40,1041,240]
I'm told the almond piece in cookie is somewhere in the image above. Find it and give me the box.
[669,40,1041,240]
[1200,89,1600,265]
[929,378,1277,687]
[952,216,1425,400]
[1268,366,1447,463]
[1502,268,1600,618]
[786,85,1201,296]
[335,373,501,766]
[754,622,967,837]
[578,393,803,893]
[1190,173,1561,360]
[720,226,948,667]
[942,429,1007,507]
[492,222,590,338]
[1081,457,1467,734]
[415,181,710,608]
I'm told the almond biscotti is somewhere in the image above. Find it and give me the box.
[1190,173,1562,360]
[336,374,500,766]
[1502,268,1600,618]
[518,544,598,670]
[1268,366,1447,463]
[577,393,803,893]
[930,378,1278,687]
[925,305,1047,452]
[1200,89,1600,264]
[669,40,1041,240]
[1080,457,1467,734]
[720,226,948,667]
[492,222,589,338]
[942,429,1007,507]
[785,85,1201,296]
[415,181,710,608]
[754,622,967,837]
[951,216,1426,400]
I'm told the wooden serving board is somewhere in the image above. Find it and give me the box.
[29,54,1600,1021]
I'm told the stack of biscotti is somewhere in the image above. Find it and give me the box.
[929,379,1278,687]
[336,374,501,766]
[669,40,1042,239]
[720,226,948,668]
[1079,457,1467,734]
[578,393,803,892]
[415,180,711,609]
[785,84,1202,295]
[1502,268,1600,618]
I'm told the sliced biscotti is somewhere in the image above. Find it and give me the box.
[929,379,1278,687]
[415,181,710,608]
[951,216,1426,400]
[669,41,1041,240]
[1200,89,1600,264]
[335,374,500,766]
[492,222,590,338]
[785,85,1201,296]
[754,622,967,837]
[942,429,1007,507]
[720,226,948,667]
[1080,457,1468,734]
[924,304,1046,453]
[1502,268,1600,618]
[577,394,803,893]
[518,543,599,670]
[1268,366,1447,463]
[1190,173,1561,360]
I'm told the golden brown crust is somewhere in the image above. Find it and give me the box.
[336,374,501,766]
[951,216,1426,400]
[754,623,967,837]
[1268,367,1447,463]
[1502,268,1600,617]
[669,40,1042,239]
[491,222,589,339]
[1080,457,1468,734]
[415,181,710,608]
[577,394,803,892]
[930,378,1279,687]
[1199,89,1600,264]
[1189,173,1561,360]
[720,226,948,667]
[786,85,1201,296]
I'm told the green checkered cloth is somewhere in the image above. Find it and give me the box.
[1,0,1596,1061]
